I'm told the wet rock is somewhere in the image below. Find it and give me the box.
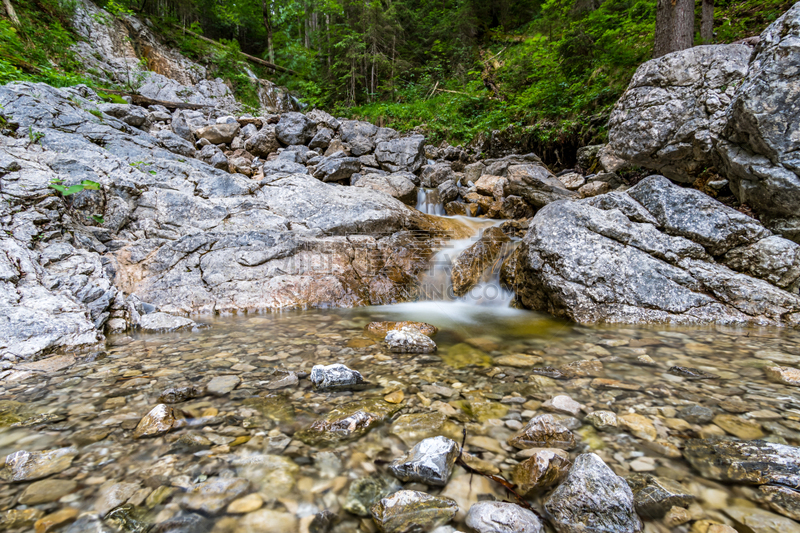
[391,412,450,446]
[105,505,151,533]
[511,448,571,497]
[133,404,176,438]
[138,313,196,333]
[493,354,543,368]
[678,405,714,424]
[0,447,76,482]
[309,363,366,391]
[465,502,542,533]
[366,321,437,337]
[760,485,800,520]
[451,227,510,296]
[618,413,657,441]
[668,366,719,379]
[507,414,576,450]
[206,375,241,396]
[585,410,618,432]
[276,112,316,145]
[71,427,112,446]
[149,512,213,533]
[34,508,79,533]
[0,509,43,531]
[385,328,437,353]
[390,436,459,486]
[179,477,250,515]
[542,395,582,417]
[370,490,458,533]
[724,506,800,533]
[95,482,140,517]
[232,454,298,500]
[765,366,800,387]
[438,180,459,204]
[684,438,800,486]
[375,135,426,173]
[195,123,240,145]
[226,493,263,514]
[297,398,402,446]
[545,453,642,533]
[239,509,298,533]
[19,478,78,504]
[626,473,694,519]
[560,359,604,378]
[344,476,402,517]
[713,414,765,440]
[158,386,204,404]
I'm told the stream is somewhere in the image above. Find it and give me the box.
[1,203,799,532]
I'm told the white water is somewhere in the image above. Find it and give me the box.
[415,188,446,216]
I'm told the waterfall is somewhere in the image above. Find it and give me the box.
[416,188,445,216]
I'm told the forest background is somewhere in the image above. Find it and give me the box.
[0,0,790,160]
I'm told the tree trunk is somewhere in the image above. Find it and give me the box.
[701,0,714,43]
[261,0,275,64]
[2,0,20,26]
[654,0,695,58]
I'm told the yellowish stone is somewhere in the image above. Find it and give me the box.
[384,391,404,404]
[618,413,657,441]
[226,493,263,514]
[713,414,765,440]
[34,508,78,533]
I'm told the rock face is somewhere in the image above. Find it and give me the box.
[0,82,465,359]
[516,175,800,326]
[370,490,458,533]
[390,436,459,486]
[606,45,750,182]
[684,438,800,486]
[451,227,510,296]
[716,4,800,242]
[465,502,543,533]
[545,453,643,533]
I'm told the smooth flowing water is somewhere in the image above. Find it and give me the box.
[2,216,800,532]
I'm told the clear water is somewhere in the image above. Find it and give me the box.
[3,215,800,532]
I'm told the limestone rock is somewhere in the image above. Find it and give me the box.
[724,506,800,533]
[370,490,458,533]
[606,44,750,182]
[138,313,196,333]
[715,5,800,242]
[465,502,542,533]
[340,120,379,156]
[511,448,571,497]
[765,366,800,387]
[344,476,402,517]
[385,328,437,354]
[507,414,576,450]
[206,375,240,396]
[684,438,800,486]
[0,448,76,482]
[19,479,78,504]
[195,123,240,145]
[94,482,140,517]
[133,404,176,438]
[354,173,417,205]
[313,156,361,182]
[586,410,619,432]
[179,477,250,515]
[515,175,800,326]
[626,473,694,519]
[376,135,426,173]
[451,227,510,296]
[390,436,459,486]
[504,163,578,208]
[244,126,280,157]
[296,398,402,446]
[545,453,643,533]
[275,112,316,145]
[309,363,367,392]
[366,321,438,337]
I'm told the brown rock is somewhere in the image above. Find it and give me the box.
[451,227,510,296]
[713,414,765,440]
[765,366,800,387]
[34,508,79,533]
[561,359,603,378]
[618,413,658,442]
[133,404,176,439]
[511,448,571,496]
[507,414,576,450]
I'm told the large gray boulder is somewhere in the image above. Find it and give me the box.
[605,44,750,182]
[375,135,426,173]
[354,173,417,205]
[340,120,378,156]
[716,4,800,242]
[275,112,316,145]
[515,175,800,326]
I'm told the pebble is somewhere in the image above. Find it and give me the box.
[34,508,79,533]
[206,375,241,395]
[541,395,582,417]
[764,366,800,386]
[713,414,765,440]
[226,493,263,514]
[618,413,657,442]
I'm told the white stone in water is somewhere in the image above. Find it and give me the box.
[385,328,437,353]
[310,363,365,391]
[465,501,543,533]
[542,395,582,417]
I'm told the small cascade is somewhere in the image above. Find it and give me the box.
[416,188,445,216]
[416,218,518,307]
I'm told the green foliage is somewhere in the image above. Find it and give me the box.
[26,126,44,145]
[49,179,105,224]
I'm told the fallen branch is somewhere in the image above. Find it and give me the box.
[174,25,300,76]
[456,428,542,518]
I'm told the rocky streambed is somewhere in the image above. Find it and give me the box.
[0,307,799,532]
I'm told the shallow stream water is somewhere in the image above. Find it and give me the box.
[2,215,800,532]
